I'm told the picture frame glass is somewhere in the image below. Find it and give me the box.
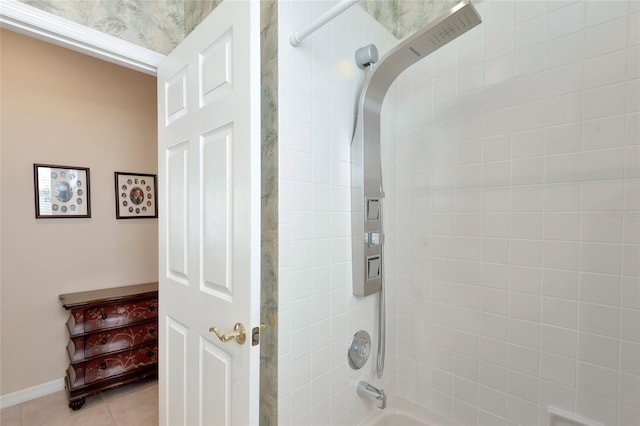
[115,172,157,219]
[34,164,90,218]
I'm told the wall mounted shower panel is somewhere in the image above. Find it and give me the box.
[351,99,385,297]
[351,0,481,297]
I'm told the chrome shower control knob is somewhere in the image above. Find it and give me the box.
[348,330,371,369]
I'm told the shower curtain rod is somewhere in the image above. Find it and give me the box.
[289,0,359,47]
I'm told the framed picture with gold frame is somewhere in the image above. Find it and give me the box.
[114,172,157,219]
[33,164,91,218]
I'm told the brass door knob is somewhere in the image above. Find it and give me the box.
[209,322,246,345]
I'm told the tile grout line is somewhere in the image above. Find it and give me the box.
[100,391,118,426]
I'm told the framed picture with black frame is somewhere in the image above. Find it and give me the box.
[114,172,158,219]
[33,164,91,218]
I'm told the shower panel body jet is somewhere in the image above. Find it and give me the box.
[351,0,481,378]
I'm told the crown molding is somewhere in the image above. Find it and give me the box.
[0,0,165,75]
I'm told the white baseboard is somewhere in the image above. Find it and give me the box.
[0,378,65,409]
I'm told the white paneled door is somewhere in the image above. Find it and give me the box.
[157,1,261,424]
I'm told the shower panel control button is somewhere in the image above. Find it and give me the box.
[366,199,380,221]
[367,255,381,280]
[365,232,384,246]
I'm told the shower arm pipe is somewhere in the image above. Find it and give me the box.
[289,0,358,47]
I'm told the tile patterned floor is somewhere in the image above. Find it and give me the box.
[1,379,158,426]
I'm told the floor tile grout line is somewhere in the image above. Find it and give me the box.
[2,379,158,426]
[100,391,118,425]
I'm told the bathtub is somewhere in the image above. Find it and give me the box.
[364,412,428,426]
[360,397,452,426]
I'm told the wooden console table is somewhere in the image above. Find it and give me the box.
[59,282,158,410]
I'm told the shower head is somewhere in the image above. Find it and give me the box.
[362,0,481,104]
[402,0,481,56]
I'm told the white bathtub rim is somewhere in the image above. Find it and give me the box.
[359,396,454,426]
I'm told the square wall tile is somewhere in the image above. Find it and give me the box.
[577,332,620,369]
[576,362,619,401]
[582,116,626,151]
[621,308,640,343]
[581,148,625,181]
[541,352,576,387]
[479,385,507,417]
[621,340,640,375]
[583,83,627,120]
[542,297,578,329]
[542,269,579,299]
[579,302,620,338]
[580,243,622,275]
[507,370,539,403]
[541,324,577,358]
[576,391,619,426]
[508,344,540,376]
[545,123,581,155]
[547,1,584,40]
[580,272,621,306]
[540,380,576,412]
[584,16,628,58]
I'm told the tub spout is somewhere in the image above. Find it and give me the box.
[357,381,387,409]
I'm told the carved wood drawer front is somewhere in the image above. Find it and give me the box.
[69,343,158,388]
[83,299,158,333]
[68,321,158,363]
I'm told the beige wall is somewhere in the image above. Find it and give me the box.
[0,29,158,396]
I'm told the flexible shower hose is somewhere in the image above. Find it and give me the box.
[377,225,386,378]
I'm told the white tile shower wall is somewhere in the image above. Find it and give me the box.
[384,1,640,425]
[277,2,398,425]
